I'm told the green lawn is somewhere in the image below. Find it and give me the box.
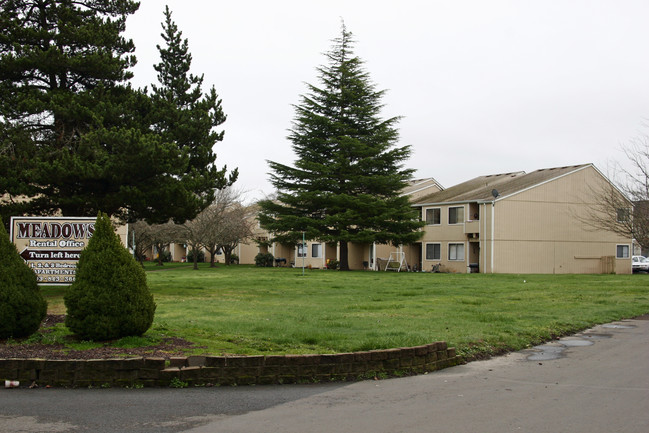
[40,264,649,360]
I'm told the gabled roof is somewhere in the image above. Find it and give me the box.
[414,164,592,205]
[400,177,444,198]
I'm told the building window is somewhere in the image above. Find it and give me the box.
[297,242,307,258]
[312,243,322,258]
[448,243,465,261]
[425,243,441,260]
[616,208,630,223]
[449,206,464,224]
[425,208,441,225]
[616,244,630,259]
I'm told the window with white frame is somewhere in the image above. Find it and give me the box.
[616,244,630,259]
[425,208,441,225]
[448,243,465,261]
[297,242,307,258]
[448,206,464,224]
[425,243,441,260]
[312,243,322,258]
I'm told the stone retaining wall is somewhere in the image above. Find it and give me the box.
[0,342,460,387]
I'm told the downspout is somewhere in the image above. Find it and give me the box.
[420,242,424,273]
[482,203,486,273]
[372,242,377,271]
[491,201,495,273]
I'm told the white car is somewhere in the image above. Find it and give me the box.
[632,256,649,273]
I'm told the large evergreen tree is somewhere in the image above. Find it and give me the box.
[151,6,237,214]
[0,1,226,225]
[258,24,423,270]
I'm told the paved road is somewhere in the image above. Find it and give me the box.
[2,318,648,432]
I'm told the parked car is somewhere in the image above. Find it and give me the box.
[632,255,649,273]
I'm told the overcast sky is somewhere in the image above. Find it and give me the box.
[124,0,649,201]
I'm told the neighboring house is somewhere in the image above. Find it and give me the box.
[412,164,632,274]
[148,165,631,274]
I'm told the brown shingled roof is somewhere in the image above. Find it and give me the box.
[414,164,591,205]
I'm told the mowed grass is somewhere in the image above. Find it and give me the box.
[40,264,649,360]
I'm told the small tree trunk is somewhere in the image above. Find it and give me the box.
[339,241,349,271]
[154,242,165,266]
[191,247,199,270]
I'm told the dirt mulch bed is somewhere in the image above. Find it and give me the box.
[0,315,203,360]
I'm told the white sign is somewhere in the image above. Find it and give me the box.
[10,216,95,285]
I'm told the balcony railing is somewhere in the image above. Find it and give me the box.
[464,220,479,235]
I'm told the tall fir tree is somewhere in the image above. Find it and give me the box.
[151,6,237,213]
[258,24,423,270]
[0,1,222,225]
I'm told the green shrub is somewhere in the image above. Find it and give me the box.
[326,259,339,270]
[64,213,156,341]
[0,223,47,339]
[186,248,205,263]
[156,250,172,263]
[254,252,275,267]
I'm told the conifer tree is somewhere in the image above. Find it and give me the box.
[151,6,237,214]
[0,1,222,224]
[64,212,155,340]
[0,223,47,339]
[258,24,423,270]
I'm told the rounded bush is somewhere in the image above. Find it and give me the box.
[64,213,156,341]
[254,252,274,267]
[0,223,47,339]
[186,248,205,263]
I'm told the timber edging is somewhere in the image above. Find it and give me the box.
[0,342,460,388]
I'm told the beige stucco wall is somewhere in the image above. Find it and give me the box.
[295,240,328,269]
[346,242,368,270]
[419,166,632,274]
[236,241,261,264]
[374,243,421,271]
[490,166,631,274]
[420,204,473,273]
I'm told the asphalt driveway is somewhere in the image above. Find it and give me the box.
[1,317,648,433]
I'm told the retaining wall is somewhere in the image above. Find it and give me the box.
[0,342,460,387]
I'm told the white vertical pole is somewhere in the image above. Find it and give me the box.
[302,231,305,276]
[491,201,495,273]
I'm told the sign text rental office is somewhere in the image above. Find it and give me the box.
[10,217,95,285]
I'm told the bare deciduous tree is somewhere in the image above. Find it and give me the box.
[176,188,255,269]
[145,221,183,266]
[581,137,649,251]
[200,188,236,268]
[129,220,155,264]
[214,203,256,266]
[203,189,255,267]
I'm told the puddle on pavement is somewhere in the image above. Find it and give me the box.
[577,333,612,340]
[524,321,635,361]
[526,344,565,361]
[601,324,635,329]
[558,338,594,347]
[525,338,593,361]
